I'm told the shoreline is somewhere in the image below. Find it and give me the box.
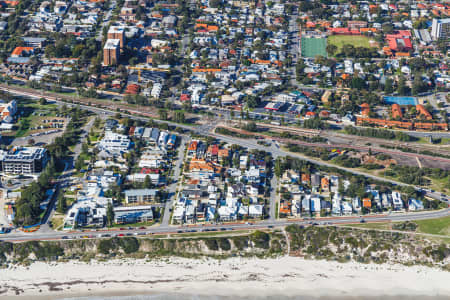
[1,256,449,299]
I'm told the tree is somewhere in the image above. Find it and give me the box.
[144,175,152,189]
[326,44,338,56]
[75,156,84,171]
[397,76,408,95]
[159,109,168,120]
[106,202,115,227]
[81,143,89,154]
[57,192,67,214]
[274,158,283,178]
[174,111,186,123]
[384,77,393,94]
[39,97,47,105]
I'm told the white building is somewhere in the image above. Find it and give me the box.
[151,83,162,99]
[98,131,130,155]
[408,198,424,211]
[392,191,404,210]
[431,18,450,40]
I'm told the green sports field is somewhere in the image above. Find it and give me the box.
[301,37,327,58]
[327,35,371,52]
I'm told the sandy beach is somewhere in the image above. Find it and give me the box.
[0,256,449,299]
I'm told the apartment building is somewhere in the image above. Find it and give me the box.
[103,39,120,66]
[0,147,49,175]
[107,26,125,49]
[431,18,450,40]
[98,131,130,155]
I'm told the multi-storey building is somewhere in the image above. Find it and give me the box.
[107,26,125,49]
[103,39,120,66]
[0,147,49,175]
[431,18,450,40]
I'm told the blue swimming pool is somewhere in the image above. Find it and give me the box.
[384,96,417,106]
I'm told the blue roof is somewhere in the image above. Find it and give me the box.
[384,96,417,105]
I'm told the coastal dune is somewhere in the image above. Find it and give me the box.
[1,256,449,299]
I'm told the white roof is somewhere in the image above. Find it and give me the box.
[104,39,120,50]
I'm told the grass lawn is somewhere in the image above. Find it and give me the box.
[51,215,65,231]
[427,176,450,194]
[327,35,371,52]
[343,216,450,237]
[111,221,156,228]
[170,229,253,238]
[415,137,450,146]
[341,222,392,230]
[414,215,450,236]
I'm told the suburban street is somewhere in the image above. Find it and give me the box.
[161,135,187,227]
[269,174,278,221]
[0,86,449,242]
[1,84,447,199]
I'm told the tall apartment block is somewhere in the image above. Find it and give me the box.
[431,18,450,40]
[103,39,120,66]
[107,26,125,49]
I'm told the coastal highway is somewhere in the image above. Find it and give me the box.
[1,208,449,243]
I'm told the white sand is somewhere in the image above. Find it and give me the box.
[0,256,449,298]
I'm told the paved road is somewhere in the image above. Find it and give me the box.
[269,174,278,221]
[1,207,448,242]
[161,136,186,227]
[96,0,116,42]
[3,85,448,198]
[4,85,449,198]
[1,86,449,241]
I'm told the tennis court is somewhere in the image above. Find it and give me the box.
[301,37,327,58]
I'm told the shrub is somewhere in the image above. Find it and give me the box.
[204,239,219,251]
[120,237,140,254]
[98,239,114,254]
[250,231,270,249]
[218,238,231,251]
[232,236,249,250]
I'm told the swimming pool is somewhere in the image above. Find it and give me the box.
[384,96,417,106]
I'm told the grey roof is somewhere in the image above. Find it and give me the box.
[142,127,152,138]
[150,128,160,141]
[124,189,158,197]
[22,37,47,43]
[7,57,30,64]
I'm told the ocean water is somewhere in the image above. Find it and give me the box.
[59,295,450,300]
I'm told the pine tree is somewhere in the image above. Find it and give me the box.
[106,202,115,227]
[57,193,67,213]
